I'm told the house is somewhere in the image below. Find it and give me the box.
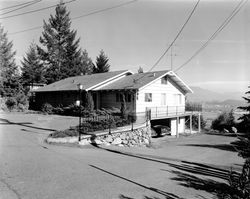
[33,70,193,136]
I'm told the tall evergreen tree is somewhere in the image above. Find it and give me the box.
[93,49,110,73]
[138,66,144,73]
[232,86,250,157]
[21,42,45,87]
[77,49,93,75]
[229,86,250,199]
[0,23,21,97]
[37,1,84,84]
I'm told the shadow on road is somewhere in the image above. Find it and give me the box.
[181,144,236,152]
[92,145,240,198]
[90,164,184,199]
[170,170,237,199]
[0,118,56,132]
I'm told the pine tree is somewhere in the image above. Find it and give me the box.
[78,49,93,75]
[37,1,85,84]
[238,86,250,134]
[229,86,250,199]
[93,50,110,73]
[138,66,144,73]
[0,23,21,97]
[21,42,45,87]
[232,86,250,158]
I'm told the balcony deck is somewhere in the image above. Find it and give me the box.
[146,105,201,120]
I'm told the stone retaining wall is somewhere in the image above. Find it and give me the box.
[47,124,151,147]
[91,125,151,147]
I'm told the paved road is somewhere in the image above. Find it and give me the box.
[0,112,243,199]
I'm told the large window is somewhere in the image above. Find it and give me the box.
[161,93,166,105]
[145,93,152,102]
[174,94,182,105]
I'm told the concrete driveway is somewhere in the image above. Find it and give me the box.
[0,112,243,199]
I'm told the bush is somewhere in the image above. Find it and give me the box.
[41,103,53,114]
[211,110,236,132]
[5,97,17,111]
[81,117,116,132]
[16,92,29,111]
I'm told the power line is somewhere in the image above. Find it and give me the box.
[72,0,137,20]
[8,0,138,36]
[0,0,42,16]
[0,0,76,20]
[133,0,200,83]
[0,0,39,11]
[175,0,248,72]
[148,0,200,72]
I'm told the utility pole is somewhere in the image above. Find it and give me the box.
[167,44,178,70]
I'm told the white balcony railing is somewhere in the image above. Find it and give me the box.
[146,106,186,119]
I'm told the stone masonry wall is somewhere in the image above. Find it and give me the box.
[92,125,151,147]
[47,124,151,147]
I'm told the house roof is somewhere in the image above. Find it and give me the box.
[34,70,131,92]
[94,70,193,94]
[34,69,192,94]
[94,70,169,90]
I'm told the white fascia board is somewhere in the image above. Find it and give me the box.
[86,70,133,91]
[138,70,193,94]
[168,71,193,93]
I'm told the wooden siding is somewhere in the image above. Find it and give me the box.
[136,77,185,113]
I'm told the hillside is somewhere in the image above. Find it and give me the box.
[187,86,244,103]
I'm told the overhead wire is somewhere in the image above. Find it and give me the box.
[0,0,42,16]
[0,0,76,20]
[8,0,138,36]
[72,0,137,20]
[133,0,200,83]
[0,0,39,11]
[174,0,248,72]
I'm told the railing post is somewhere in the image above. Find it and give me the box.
[167,106,168,116]
[176,106,178,115]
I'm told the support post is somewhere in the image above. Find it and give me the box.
[176,117,179,138]
[198,113,201,133]
[190,114,192,134]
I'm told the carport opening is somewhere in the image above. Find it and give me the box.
[150,118,171,137]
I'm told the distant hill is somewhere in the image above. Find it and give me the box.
[187,86,244,103]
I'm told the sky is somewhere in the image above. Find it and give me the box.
[0,0,249,94]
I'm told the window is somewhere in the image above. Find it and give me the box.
[174,94,182,105]
[145,93,152,102]
[161,77,168,84]
[161,93,166,105]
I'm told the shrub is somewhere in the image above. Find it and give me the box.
[41,103,53,114]
[16,92,29,111]
[50,128,78,138]
[5,97,17,111]
[53,105,64,115]
[81,117,116,132]
[211,110,236,132]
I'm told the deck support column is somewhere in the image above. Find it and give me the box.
[198,113,201,133]
[190,114,192,134]
[176,117,179,138]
